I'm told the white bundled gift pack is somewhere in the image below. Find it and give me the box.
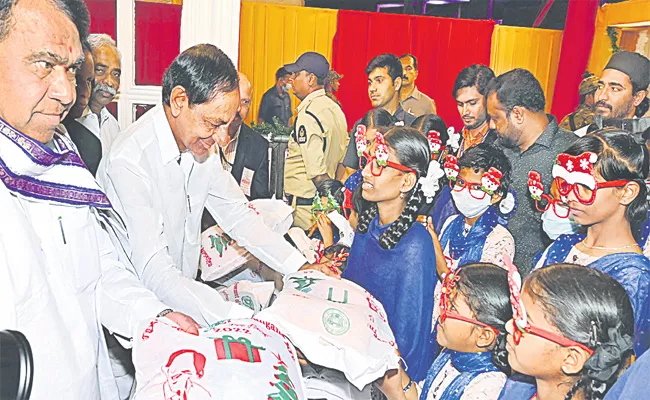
[217,281,275,314]
[257,271,399,390]
[133,317,307,400]
[200,199,293,282]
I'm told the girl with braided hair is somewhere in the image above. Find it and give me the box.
[533,129,650,355]
[342,126,436,386]
[500,263,635,400]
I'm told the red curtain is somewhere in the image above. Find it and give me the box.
[135,2,182,86]
[86,0,116,39]
[331,10,495,131]
[550,0,599,122]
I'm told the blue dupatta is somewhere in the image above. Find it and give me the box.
[421,349,501,400]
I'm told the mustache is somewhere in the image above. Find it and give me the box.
[595,100,612,111]
[93,83,117,97]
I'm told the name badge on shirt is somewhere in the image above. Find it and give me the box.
[241,167,255,197]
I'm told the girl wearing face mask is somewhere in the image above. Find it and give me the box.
[533,129,650,356]
[528,174,583,240]
[431,143,514,279]
[500,262,635,400]
[342,126,436,390]
[413,263,512,400]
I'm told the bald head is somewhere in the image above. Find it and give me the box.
[223,72,253,141]
[237,72,252,123]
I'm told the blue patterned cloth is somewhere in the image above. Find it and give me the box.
[538,234,650,356]
[497,374,537,400]
[605,348,650,399]
[344,169,363,193]
[439,206,502,267]
[421,349,502,400]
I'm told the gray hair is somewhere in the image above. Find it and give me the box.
[87,33,121,60]
[0,0,89,43]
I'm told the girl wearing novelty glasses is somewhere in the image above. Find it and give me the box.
[342,126,437,389]
[533,129,650,356]
[500,260,634,400]
[417,263,511,400]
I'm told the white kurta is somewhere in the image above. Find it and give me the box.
[77,106,120,156]
[0,181,168,400]
[96,106,306,325]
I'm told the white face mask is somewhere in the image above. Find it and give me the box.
[283,84,292,92]
[541,204,581,240]
[451,188,493,219]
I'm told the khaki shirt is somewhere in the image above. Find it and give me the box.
[284,89,348,198]
[402,87,437,117]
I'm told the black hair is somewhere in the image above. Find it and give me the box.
[323,243,350,272]
[563,128,649,229]
[275,67,290,81]
[631,81,650,118]
[399,53,418,70]
[366,54,403,84]
[456,263,512,374]
[317,179,345,208]
[411,114,449,144]
[356,126,431,250]
[525,264,635,400]
[0,0,90,43]
[486,68,546,115]
[162,44,239,107]
[458,143,512,199]
[452,64,496,99]
[352,184,370,215]
[360,108,394,132]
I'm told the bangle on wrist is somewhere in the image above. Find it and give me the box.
[157,309,173,318]
[403,379,413,393]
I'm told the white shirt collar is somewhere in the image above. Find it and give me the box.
[152,107,181,166]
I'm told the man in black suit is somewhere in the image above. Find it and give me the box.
[63,46,103,176]
[202,73,270,231]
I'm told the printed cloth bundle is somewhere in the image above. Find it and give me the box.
[257,271,399,390]
[132,317,307,400]
[200,199,293,282]
[217,281,275,314]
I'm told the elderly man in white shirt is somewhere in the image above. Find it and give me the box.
[97,44,335,326]
[0,1,199,399]
[77,33,121,155]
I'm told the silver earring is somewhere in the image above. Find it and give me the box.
[399,192,405,199]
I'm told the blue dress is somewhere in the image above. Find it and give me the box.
[342,216,436,382]
[604,348,650,399]
[538,234,650,356]
[421,349,505,400]
[498,374,537,400]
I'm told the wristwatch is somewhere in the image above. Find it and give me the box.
[157,309,174,318]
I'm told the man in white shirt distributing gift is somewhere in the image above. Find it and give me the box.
[0,0,200,399]
[97,44,336,326]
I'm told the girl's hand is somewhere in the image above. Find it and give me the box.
[317,214,334,248]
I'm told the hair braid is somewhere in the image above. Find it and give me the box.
[356,203,378,235]
[491,332,511,374]
[564,378,587,400]
[379,188,424,250]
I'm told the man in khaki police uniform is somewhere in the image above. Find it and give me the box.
[283,52,348,230]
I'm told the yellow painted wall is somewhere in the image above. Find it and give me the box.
[239,1,338,125]
[588,0,650,75]
[490,25,564,112]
